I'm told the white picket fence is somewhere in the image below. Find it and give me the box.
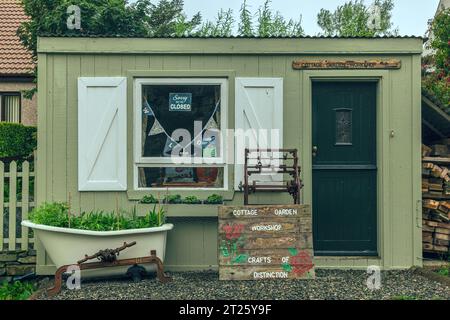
[0,160,36,251]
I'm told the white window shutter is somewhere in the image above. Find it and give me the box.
[78,77,127,191]
[234,78,283,190]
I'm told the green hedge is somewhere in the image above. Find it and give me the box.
[0,123,37,159]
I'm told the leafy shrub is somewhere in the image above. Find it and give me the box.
[423,9,450,112]
[205,194,224,204]
[0,281,35,300]
[183,196,202,204]
[0,123,37,159]
[163,194,182,204]
[29,202,166,231]
[139,195,159,204]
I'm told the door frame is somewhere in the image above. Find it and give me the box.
[301,70,391,263]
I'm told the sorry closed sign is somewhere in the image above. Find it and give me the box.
[218,205,315,280]
[169,93,192,111]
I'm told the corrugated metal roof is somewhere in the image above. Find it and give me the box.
[38,33,425,40]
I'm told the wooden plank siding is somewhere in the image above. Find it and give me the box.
[35,37,423,273]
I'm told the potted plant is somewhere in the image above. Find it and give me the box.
[163,194,182,204]
[139,194,158,204]
[182,196,202,204]
[21,202,173,277]
[204,194,224,205]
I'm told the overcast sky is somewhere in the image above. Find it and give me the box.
[165,0,440,36]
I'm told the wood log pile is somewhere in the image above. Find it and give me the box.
[422,142,450,255]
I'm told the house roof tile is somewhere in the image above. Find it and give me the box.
[0,0,34,76]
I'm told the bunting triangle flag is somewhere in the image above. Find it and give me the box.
[148,119,165,136]
[143,105,154,116]
[205,117,219,130]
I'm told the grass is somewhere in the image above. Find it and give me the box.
[0,281,35,300]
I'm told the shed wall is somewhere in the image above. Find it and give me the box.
[36,38,422,273]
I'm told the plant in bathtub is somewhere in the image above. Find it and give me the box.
[28,202,166,230]
[22,202,173,275]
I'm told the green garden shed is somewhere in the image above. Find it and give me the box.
[35,36,423,274]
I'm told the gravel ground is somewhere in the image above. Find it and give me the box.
[36,269,450,300]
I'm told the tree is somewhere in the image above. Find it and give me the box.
[17,0,201,97]
[317,0,398,37]
[141,0,202,37]
[423,8,450,111]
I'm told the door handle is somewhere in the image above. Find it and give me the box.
[312,146,318,157]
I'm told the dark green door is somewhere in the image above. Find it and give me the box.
[312,82,377,256]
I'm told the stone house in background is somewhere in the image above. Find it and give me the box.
[0,0,36,126]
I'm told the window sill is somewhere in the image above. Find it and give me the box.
[127,190,235,203]
[135,203,222,217]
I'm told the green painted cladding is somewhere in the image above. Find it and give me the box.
[36,37,422,273]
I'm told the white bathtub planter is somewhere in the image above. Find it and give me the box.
[22,220,173,278]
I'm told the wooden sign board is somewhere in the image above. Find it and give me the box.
[218,205,315,281]
[292,59,401,70]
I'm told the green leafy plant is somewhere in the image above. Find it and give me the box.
[0,123,37,159]
[183,196,202,204]
[205,194,224,204]
[148,204,166,227]
[199,0,304,37]
[29,202,166,231]
[139,195,159,204]
[29,202,70,227]
[0,281,35,300]
[437,265,449,277]
[163,194,182,204]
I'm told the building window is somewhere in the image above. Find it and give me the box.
[134,78,228,190]
[0,93,21,123]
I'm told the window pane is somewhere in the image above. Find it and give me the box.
[138,167,224,188]
[1,95,21,123]
[335,109,352,145]
[141,84,221,159]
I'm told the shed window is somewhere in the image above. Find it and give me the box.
[0,93,21,123]
[134,78,227,190]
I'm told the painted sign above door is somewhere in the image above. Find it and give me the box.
[218,205,315,280]
[169,93,192,111]
[292,59,401,70]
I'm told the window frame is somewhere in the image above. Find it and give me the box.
[133,78,229,191]
[0,92,22,123]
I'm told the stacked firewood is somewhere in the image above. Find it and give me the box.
[422,142,450,255]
